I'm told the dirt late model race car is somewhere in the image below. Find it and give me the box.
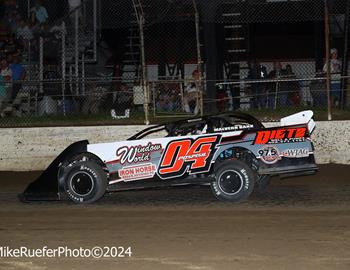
[21,110,318,204]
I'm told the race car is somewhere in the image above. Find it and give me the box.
[20,110,318,204]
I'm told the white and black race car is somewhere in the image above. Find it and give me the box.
[21,111,318,204]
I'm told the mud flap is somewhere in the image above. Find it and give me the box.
[19,140,88,202]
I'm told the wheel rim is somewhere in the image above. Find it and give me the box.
[218,170,244,195]
[70,172,94,196]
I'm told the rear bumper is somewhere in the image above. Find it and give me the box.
[258,154,318,178]
[259,163,318,177]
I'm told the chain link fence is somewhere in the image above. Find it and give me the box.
[143,0,202,118]
[200,0,349,119]
[0,0,349,127]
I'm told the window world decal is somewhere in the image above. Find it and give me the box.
[116,142,162,165]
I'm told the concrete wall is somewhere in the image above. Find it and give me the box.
[0,121,349,171]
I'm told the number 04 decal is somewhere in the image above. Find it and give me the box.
[158,135,221,179]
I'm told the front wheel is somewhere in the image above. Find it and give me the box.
[211,160,256,202]
[63,161,108,204]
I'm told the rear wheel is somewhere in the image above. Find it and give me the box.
[63,161,107,204]
[211,160,256,202]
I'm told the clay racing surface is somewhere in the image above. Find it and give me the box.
[0,164,349,270]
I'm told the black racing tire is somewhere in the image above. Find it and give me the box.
[63,161,108,204]
[211,160,256,202]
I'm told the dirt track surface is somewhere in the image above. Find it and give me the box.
[0,164,350,270]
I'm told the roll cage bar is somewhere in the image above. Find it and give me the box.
[127,112,264,141]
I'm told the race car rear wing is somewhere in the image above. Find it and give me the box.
[280,110,316,134]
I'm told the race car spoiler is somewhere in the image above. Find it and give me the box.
[19,140,88,202]
[280,110,316,134]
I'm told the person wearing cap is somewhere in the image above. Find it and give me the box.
[323,48,342,107]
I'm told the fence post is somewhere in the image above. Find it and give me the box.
[28,40,31,80]
[139,14,149,125]
[39,36,44,94]
[82,53,85,95]
[74,8,79,95]
[27,0,31,19]
[93,0,97,62]
[69,65,73,96]
[324,0,332,120]
[193,0,203,116]
[61,21,66,116]
[341,0,350,109]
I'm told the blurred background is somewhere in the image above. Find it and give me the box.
[0,0,349,127]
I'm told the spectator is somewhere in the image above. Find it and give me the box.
[31,1,49,25]
[309,70,326,107]
[5,11,19,33]
[323,48,342,107]
[68,0,82,24]
[226,73,241,110]
[216,83,227,112]
[166,82,182,111]
[267,62,283,109]
[110,84,132,119]
[1,34,19,56]
[156,84,174,112]
[0,73,5,117]
[16,19,33,41]
[8,54,25,102]
[82,82,107,115]
[0,58,12,81]
[283,64,300,106]
[68,0,82,12]
[184,69,200,114]
[248,60,267,109]
[50,22,66,40]
[0,59,12,114]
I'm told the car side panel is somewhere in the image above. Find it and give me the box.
[87,125,316,187]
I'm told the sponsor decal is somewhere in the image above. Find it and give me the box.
[257,146,311,164]
[116,142,162,165]
[213,124,254,132]
[158,135,221,179]
[117,163,157,182]
[257,146,281,164]
[254,127,307,144]
[281,148,311,158]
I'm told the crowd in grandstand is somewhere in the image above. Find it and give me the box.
[0,0,344,119]
[0,0,82,117]
[0,0,30,117]
[242,53,342,111]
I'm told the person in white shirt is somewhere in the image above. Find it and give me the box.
[323,48,342,107]
[68,0,82,24]
[0,59,12,81]
[68,0,82,11]
[184,69,201,114]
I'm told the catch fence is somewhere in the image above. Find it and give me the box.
[0,0,349,127]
